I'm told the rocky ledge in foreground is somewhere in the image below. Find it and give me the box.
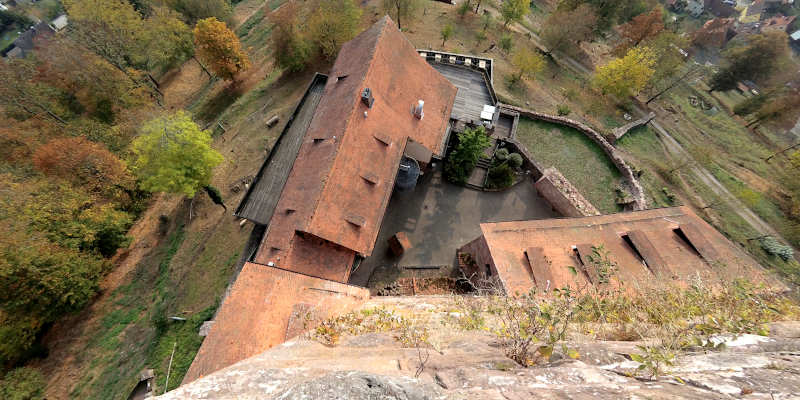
[160,320,800,399]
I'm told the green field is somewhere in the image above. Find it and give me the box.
[516,118,622,213]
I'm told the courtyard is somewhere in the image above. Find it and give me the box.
[349,164,558,289]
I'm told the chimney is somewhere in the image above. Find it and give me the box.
[413,100,424,120]
[361,88,374,108]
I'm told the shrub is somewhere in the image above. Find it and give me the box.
[488,163,514,189]
[495,148,509,161]
[759,236,794,261]
[476,30,487,43]
[445,126,492,184]
[0,367,45,400]
[457,0,471,18]
[557,104,571,116]
[507,153,523,169]
[500,33,513,52]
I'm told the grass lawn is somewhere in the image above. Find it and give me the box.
[0,29,20,52]
[516,118,622,213]
[616,125,678,209]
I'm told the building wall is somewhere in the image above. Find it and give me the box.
[534,168,600,217]
[458,235,501,291]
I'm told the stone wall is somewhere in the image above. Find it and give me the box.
[499,104,647,211]
[610,112,655,143]
[535,168,601,217]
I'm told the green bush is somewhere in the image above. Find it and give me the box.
[759,236,794,261]
[500,34,513,52]
[488,163,514,189]
[495,148,509,161]
[0,367,45,400]
[507,153,523,169]
[557,104,571,116]
[445,126,492,184]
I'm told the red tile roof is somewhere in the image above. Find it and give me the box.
[182,262,369,384]
[254,16,457,272]
[461,207,780,296]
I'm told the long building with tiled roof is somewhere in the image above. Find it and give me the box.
[183,16,457,384]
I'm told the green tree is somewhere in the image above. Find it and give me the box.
[271,1,313,72]
[510,47,545,84]
[130,111,223,197]
[500,33,513,52]
[592,46,656,99]
[309,0,362,60]
[501,0,530,27]
[166,0,233,25]
[441,24,454,47]
[709,32,790,92]
[445,126,492,184]
[143,7,194,71]
[383,0,422,30]
[193,17,251,81]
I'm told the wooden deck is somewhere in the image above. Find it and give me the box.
[430,63,494,123]
[235,76,327,225]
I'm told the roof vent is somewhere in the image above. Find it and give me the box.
[361,88,374,108]
[413,100,424,119]
[345,214,366,227]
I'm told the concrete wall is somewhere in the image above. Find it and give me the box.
[498,104,648,211]
[535,168,601,217]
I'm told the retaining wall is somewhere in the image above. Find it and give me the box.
[498,104,647,211]
[535,168,601,217]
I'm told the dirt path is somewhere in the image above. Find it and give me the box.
[647,116,785,240]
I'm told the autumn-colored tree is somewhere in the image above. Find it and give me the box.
[63,0,146,72]
[559,0,647,31]
[0,58,68,124]
[130,111,223,197]
[382,0,422,30]
[615,8,664,54]
[710,32,790,92]
[308,0,362,60]
[501,0,530,27]
[441,24,454,47]
[33,137,133,197]
[510,47,546,84]
[540,4,597,55]
[593,46,656,99]
[193,17,251,81]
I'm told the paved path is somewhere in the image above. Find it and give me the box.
[349,166,557,288]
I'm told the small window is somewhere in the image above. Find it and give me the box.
[673,227,701,255]
[485,264,492,277]
[286,208,296,214]
[337,75,348,82]
[313,138,325,144]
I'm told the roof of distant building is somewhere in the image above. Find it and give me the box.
[51,14,68,31]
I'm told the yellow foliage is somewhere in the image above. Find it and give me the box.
[592,46,656,99]
[193,17,251,81]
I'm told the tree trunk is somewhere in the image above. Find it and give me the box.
[193,56,212,78]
